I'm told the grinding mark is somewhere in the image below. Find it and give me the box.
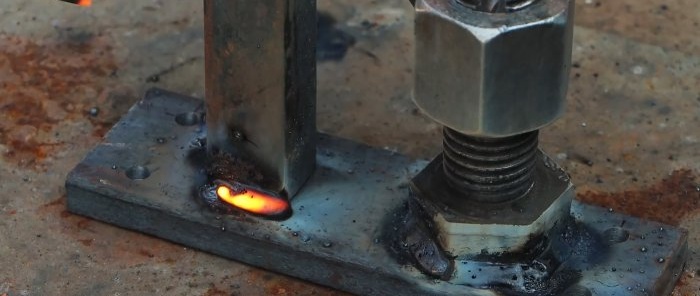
[0,34,120,169]
[577,169,700,226]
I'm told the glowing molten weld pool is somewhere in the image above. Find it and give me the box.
[215,183,291,218]
[59,0,92,7]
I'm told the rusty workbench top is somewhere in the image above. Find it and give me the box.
[0,0,698,295]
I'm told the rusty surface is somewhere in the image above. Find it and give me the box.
[574,0,699,55]
[0,0,699,295]
[0,34,121,169]
[578,169,700,226]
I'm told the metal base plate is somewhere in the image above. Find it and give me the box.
[66,89,687,295]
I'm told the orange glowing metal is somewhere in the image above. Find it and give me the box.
[59,0,91,6]
[216,185,290,216]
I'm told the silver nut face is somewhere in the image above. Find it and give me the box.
[410,152,574,256]
[433,183,573,256]
[414,0,574,137]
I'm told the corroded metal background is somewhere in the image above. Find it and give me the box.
[0,0,699,295]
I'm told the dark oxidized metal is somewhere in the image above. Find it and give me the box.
[66,90,687,295]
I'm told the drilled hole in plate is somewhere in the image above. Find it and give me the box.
[603,227,630,244]
[175,112,200,126]
[126,165,151,180]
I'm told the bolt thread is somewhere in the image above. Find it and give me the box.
[442,128,538,203]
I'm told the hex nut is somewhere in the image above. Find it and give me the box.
[410,151,573,256]
[414,0,574,136]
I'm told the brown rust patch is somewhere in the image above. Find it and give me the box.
[203,284,228,296]
[578,169,700,225]
[672,271,700,296]
[41,197,65,208]
[78,238,93,247]
[0,34,119,169]
[163,257,177,264]
[138,249,155,258]
[243,269,347,296]
[262,278,346,296]
[40,196,94,231]
[60,210,72,218]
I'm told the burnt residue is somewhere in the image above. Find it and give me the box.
[470,233,550,264]
[492,270,582,296]
[384,200,454,280]
[317,12,356,62]
[187,147,235,214]
[552,220,607,267]
[207,152,264,184]
[190,148,292,220]
[456,218,600,296]
[578,169,700,225]
[198,181,236,214]
[387,187,613,294]
[404,199,455,280]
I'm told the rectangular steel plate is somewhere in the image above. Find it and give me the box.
[66,89,686,295]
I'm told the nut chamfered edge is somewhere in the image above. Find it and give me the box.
[413,0,574,137]
[410,151,574,255]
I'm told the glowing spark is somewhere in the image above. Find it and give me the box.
[59,0,92,7]
[216,185,290,217]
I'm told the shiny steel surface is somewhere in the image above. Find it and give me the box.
[442,128,539,202]
[412,150,574,256]
[414,0,574,136]
[204,0,317,197]
[457,0,539,13]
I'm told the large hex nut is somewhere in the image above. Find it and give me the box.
[410,151,573,256]
[414,0,574,137]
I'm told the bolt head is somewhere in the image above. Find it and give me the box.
[414,0,574,136]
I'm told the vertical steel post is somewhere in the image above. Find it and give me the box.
[204,0,317,198]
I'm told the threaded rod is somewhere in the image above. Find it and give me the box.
[442,128,538,203]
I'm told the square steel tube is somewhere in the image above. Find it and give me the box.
[204,0,317,197]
